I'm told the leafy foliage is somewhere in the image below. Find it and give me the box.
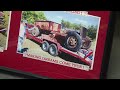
[87,25,97,40]
[61,19,97,40]
[0,11,10,30]
[22,11,47,24]
[61,19,82,30]
[22,11,98,40]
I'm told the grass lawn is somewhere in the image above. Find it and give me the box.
[0,33,7,49]
[22,38,65,61]
[90,39,96,50]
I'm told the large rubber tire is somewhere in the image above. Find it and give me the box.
[41,41,49,52]
[31,27,40,37]
[48,44,58,57]
[64,31,82,52]
[82,41,92,49]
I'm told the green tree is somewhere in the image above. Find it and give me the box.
[61,19,82,30]
[87,25,97,40]
[61,19,97,40]
[0,11,10,29]
[22,11,47,24]
[61,19,65,28]
[61,19,68,28]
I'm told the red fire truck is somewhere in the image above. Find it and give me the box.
[26,20,93,67]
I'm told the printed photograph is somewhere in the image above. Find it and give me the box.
[0,11,11,52]
[17,11,100,71]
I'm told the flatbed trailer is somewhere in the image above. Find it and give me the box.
[26,31,93,68]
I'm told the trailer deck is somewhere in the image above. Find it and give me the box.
[26,32,92,67]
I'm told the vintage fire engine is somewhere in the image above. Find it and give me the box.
[26,20,93,67]
[28,20,92,52]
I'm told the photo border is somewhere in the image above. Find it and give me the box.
[4,11,12,50]
[90,16,101,70]
[16,11,23,55]
[18,11,101,71]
